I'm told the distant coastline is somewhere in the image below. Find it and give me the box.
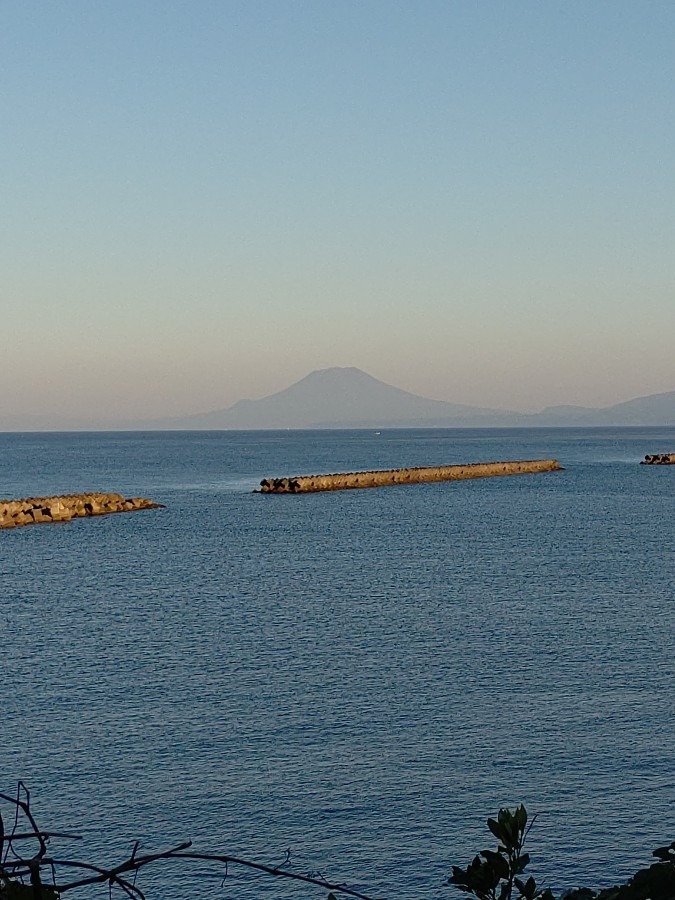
[2,368,674,432]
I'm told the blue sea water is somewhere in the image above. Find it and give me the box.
[1,428,674,900]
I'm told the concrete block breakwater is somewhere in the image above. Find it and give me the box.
[259,459,562,493]
[641,453,675,465]
[0,493,163,529]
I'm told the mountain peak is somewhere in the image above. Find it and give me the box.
[180,367,513,429]
[302,366,372,381]
[138,368,675,430]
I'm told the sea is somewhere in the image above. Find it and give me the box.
[1,427,674,900]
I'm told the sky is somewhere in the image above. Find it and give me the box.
[2,0,674,421]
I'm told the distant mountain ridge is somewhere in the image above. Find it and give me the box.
[531,389,675,426]
[2,367,674,430]
[164,367,517,430]
[154,367,675,430]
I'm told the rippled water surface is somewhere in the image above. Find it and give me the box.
[1,428,674,899]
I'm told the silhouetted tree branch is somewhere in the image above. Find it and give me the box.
[0,783,380,900]
[4,787,675,900]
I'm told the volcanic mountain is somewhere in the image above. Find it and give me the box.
[163,366,517,429]
[3,368,674,430]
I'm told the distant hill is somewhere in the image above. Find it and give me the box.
[157,367,519,429]
[2,368,674,430]
[591,390,675,425]
[159,369,675,429]
[530,389,675,426]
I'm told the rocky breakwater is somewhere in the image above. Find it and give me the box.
[641,453,675,465]
[259,459,562,493]
[0,492,163,529]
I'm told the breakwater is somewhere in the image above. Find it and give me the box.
[641,453,675,465]
[259,459,562,493]
[0,492,163,529]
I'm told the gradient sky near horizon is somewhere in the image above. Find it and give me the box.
[2,0,674,420]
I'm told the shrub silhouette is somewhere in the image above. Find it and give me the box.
[448,806,675,900]
[3,788,675,899]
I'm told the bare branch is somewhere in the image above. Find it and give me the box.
[49,844,381,900]
[1,784,382,900]
[3,831,81,842]
[173,850,381,900]
[49,841,193,892]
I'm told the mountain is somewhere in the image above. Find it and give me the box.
[530,390,675,426]
[163,370,675,429]
[2,369,674,431]
[160,367,518,429]
[591,390,675,425]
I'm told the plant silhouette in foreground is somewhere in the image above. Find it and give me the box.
[4,787,675,900]
[447,806,675,900]
[447,805,552,900]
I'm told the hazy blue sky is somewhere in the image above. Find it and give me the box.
[2,1,674,419]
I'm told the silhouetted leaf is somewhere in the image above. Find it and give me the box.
[514,852,530,874]
[488,817,509,844]
[515,805,528,832]
[482,849,509,880]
